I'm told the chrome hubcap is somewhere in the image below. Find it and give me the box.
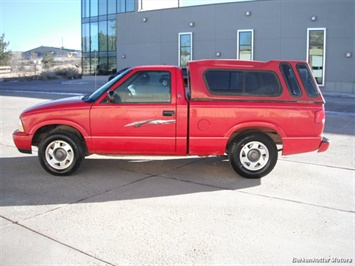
[45,140,74,170]
[240,141,269,171]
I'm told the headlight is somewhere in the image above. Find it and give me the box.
[18,119,25,132]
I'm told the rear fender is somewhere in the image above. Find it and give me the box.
[225,122,286,148]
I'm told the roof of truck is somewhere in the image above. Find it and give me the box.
[188,59,307,69]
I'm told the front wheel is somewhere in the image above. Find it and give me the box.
[38,131,84,176]
[229,132,278,178]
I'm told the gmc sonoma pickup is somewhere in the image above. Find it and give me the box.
[13,59,330,178]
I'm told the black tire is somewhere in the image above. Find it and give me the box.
[38,131,84,176]
[229,131,278,178]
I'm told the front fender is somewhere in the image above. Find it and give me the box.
[29,120,90,138]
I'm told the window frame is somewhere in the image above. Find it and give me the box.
[279,63,302,97]
[110,70,172,104]
[237,29,254,61]
[306,28,326,87]
[296,63,320,98]
[178,32,193,68]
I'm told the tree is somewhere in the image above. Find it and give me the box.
[0,34,11,66]
[42,52,54,69]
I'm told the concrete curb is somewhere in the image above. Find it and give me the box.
[322,91,355,98]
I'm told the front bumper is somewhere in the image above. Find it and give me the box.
[13,130,32,154]
[317,137,330,153]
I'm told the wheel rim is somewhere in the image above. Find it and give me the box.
[45,140,75,170]
[239,141,269,171]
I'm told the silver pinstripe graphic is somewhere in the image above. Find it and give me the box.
[125,119,176,128]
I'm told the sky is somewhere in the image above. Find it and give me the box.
[142,0,242,10]
[0,0,81,52]
[0,0,245,52]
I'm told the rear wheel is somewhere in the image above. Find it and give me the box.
[229,132,278,178]
[38,131,84,176]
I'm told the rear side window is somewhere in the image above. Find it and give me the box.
[280,63,302,97]
[204,70,281,96]
[297,64,320,97]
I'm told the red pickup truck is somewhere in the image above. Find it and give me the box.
[13,59,329,178]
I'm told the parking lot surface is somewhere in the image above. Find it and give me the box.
[0,79,354,265]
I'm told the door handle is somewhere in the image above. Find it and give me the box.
[163,110,175,116]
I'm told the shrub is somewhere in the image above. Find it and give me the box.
[54,67,81,79]
[40,71,57,80]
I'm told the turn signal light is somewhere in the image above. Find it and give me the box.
[18,119,25,132]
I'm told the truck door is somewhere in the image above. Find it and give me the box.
[90,70,177,155]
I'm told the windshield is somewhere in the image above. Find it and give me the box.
[82,68,131,103]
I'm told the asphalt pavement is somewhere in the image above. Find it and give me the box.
[0,78,354,265]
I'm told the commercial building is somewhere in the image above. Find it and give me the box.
[81,0,355,93]
[23,46,81,60]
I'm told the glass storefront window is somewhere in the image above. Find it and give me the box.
[118,0,126,13]
[237,29,254,61]
[82,23,90,52]
[90,22,98,52]
[82,57,91,75]
[108,0,117,14]
[91,57,98,74]
[99,21,108,52]
[99,0,107,15]
[108,56,117,73]
[98,57,108,74]
[82,0,89,18]
[108,20,116,51]
[90,0,98,16]
[119,0,135,13]
[307,28,326,86]
[126,0,135,12]
[82,0,123,75]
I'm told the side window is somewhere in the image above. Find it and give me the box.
[204,70,243,93]
[307,28,326,86]
[179,32,193,67]
[237,29,254,60]
[297,64,320,97]
[205,70,281,96]
[110,71,171,103]
[280,63,302,97]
